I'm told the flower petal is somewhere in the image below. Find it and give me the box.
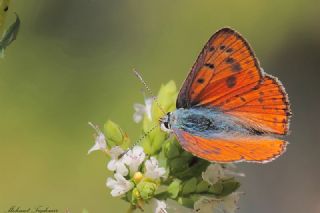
[151,199,167,213]
[88,122,107,154]
[145,157,166,180]
[106,174,133,197]
[223,192,242,213]
[202,164,224,185]
[123,146,146,174]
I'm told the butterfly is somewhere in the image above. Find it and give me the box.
[159,27,291,163]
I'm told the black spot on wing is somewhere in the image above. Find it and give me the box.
[226,76,236,88]
[197,78,205,84]
[204,63,215,69]
[231,62,242,72]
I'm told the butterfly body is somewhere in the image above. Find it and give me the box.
[160,27,291,163]
[164,108,254,138]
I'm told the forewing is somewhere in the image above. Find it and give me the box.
[173,128,287,163]
[176,28,263,108]
[176,28,291,135]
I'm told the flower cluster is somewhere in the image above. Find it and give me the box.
[88,81,244,212]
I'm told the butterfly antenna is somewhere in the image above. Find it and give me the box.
[120,124,159,157]
[133,69,167,116]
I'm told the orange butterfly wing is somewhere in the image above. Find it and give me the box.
[176,27,291,135]
[173,129,287,163]
[177,28,263,109]
[223,75,291,134]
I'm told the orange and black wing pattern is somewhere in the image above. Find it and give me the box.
[176,28,291,135]
[177,28,263,109]
[174,128,287,163]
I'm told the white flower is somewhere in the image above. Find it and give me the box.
[88,122,107,154]
[202,164,224,185]
[107,146,128,176]
[202,164,244,185]
[194,197,220,213]
[151,199,167,213]
[223,164,245,178]
[223,192,242,213]
[150,199,192,213]
[144,157,166,180]
[133,96,153,123]
[123,146,146,174]
[193,193,242,213]
[106,173,134,197]
[166,199,193,213]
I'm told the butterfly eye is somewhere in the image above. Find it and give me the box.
[160,122,171,133]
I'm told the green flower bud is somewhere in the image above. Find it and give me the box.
[157,81,177,112]
[141,137,152,155]
[150,129,166,155]
[133,172,144,184]
[182,177,197,195]
[144,81,177,124]
[129,188,140,205]
[137,181,157,200]
[104,120,126,145]
[167,179,181,199]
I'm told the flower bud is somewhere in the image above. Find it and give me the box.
[137,181,157,200]
[104,120,127,146]
[133,172,143,184]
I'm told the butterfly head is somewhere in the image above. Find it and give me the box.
[160,112,173,133]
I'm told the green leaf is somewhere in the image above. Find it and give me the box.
[141,136,152,155]
[182,177,197,195]
[150,129,166,154]
[174,158,209,180]
[218,179,240,197]
[164,139,180,159]
[177,197,194,209]
[0,13,20,57]
[167,179,181,199]
[209,182,223,194]
[157,148,168,170]
[169,157,190,174]
[196,180,210,193]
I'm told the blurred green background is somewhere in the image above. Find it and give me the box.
[0,0,319,212]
